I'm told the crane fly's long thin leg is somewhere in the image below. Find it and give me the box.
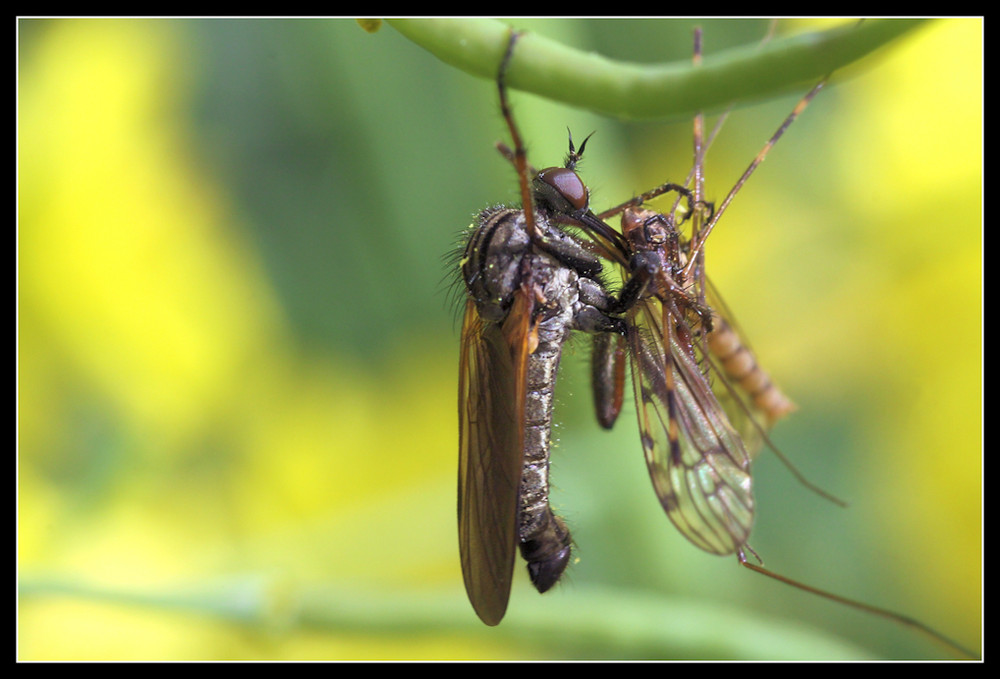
[737,550,978,659]
[682,79,827,282]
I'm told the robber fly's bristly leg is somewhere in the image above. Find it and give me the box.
[496,30,540,242]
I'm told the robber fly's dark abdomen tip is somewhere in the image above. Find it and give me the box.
[520,511,572,593]
[527,547,572,593]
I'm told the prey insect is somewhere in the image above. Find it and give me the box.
[578,26,974,658]
[580,91,831,555]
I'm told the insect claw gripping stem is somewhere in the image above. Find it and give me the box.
[496,30,540,242]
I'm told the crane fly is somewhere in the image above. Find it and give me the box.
[579,26,973,658]
[454,24,975,658]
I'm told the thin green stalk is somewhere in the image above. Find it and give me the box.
[19,575,876,659]
[383,18,929,120]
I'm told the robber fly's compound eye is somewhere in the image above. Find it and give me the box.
[535,167,589,213]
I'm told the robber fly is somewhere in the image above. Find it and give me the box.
[456,32,626,626]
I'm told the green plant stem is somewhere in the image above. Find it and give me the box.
[385,18,929,121]
[19,574,879,659]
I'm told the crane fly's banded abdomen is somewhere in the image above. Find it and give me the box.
[707,314,797,425]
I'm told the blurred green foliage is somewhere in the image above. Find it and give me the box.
[18,18,980,660]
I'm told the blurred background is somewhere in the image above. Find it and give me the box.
[18,18,981,660]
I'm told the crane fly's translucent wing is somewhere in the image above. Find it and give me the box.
[700,281,847,507]
[458,293,533,626]
[701,279,796,460]
[628,297,754,555]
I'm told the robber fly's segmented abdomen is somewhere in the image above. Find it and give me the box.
[707,314,796,423]
[460,205,622,598]
[518,323,573,591]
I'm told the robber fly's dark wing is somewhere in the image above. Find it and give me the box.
[458,292,533,626]
[628,297,754,555]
